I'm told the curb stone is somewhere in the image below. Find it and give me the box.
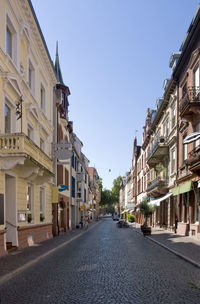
[130,225,200,269]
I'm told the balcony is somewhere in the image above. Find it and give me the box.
[147,137,168,167]
[186,144,200,174]
[179,86,200,120]
[146,176,168,197]
[0,133,53,177]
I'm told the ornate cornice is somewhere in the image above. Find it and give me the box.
[19,0,57,83]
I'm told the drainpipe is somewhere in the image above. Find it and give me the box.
[176,79,180,220]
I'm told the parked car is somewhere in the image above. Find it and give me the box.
[113,215,119,221]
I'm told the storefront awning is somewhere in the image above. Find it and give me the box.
[150,192,173,206]
[172,181,192,196]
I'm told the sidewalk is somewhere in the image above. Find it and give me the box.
[129,222,200,268]
[0,220,102,284]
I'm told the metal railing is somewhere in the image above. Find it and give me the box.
[147,136,166,161]
[146,176,167,192]
[180,86,200,113]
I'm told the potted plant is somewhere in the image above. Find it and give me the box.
[139,200,154,236]
[27,214,32,223]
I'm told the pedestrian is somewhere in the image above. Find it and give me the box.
[85,216,88,229]
[80,216,83,229]
[175,215,178,234]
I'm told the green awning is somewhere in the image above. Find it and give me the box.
[172,181,192,196]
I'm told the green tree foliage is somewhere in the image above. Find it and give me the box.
[99,176,122,207]
[100,189,113,206]
[139,200,155,226]
[111,176,122,203]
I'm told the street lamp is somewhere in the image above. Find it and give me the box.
[16,96,23,133]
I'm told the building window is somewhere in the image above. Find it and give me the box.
[183,136,187,163]
[85,174,87,184]
[72,154,75,168]
[71,176,75,198]
[27,124,33,140]
[61,92,65,107]
[27,184,32,211]
[6,26,12,57]
[28,60,35,93]
[5,104,11,133]
[163,117,169,137]
[84,189,86,203]
[40,84,46,113]
[40,138,45,152]
[194,122,200,148]
[171,148,176,173]
[6,16,17,64]
[182,83,187,98]
[39,187,45,217]
[172,105,176,128]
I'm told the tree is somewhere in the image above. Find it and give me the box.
[99,176,122,214]
[139,200,155,227]
[111,176,122,203]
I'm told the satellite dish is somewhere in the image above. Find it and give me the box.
[183,132,200,144]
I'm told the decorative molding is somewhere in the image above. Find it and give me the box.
[18,0,57,83]
[179,119,189,134]
[187,47,200,70]
[0,156,25,170]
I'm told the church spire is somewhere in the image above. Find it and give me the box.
[54,41,64,85]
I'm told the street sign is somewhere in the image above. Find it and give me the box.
[58,185,69,192]
[54,150,73,160]
[53,140,73,160]
[57,161,70,165]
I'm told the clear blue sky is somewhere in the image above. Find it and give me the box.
[31,0,199,189]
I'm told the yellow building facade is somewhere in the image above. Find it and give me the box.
[0,0,57,255]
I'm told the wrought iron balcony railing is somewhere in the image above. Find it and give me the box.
[146,176,167,192]
[180,86,200,113]
[147,136,166,161]
[186,144,200,167]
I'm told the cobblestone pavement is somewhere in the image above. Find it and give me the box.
[0,221,99,279]
[0,219,200,304]
[130,223,200,266]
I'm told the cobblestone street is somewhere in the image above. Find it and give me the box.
[0,219,200,304]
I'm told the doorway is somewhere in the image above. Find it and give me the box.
[5,174,18,247]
